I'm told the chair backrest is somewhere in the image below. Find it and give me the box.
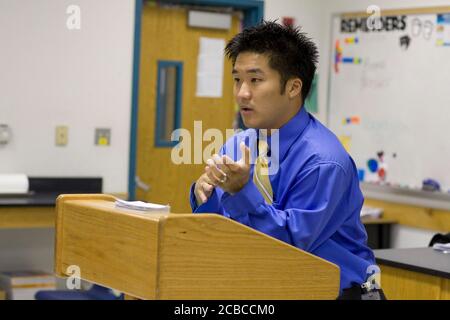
[87,284,119,300]
[428,232,450,246]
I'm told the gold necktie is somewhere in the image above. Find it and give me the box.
[253,139,273,204]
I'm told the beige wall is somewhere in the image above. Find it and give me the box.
[0,0,135,193]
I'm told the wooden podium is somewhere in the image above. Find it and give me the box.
[54,194,340,299]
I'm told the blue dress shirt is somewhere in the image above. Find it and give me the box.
[190,106,376,293]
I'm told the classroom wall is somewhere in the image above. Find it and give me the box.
[264,0,328,123]
[0,0,135,193]
[0,0,135,273]
[391,225,437,248]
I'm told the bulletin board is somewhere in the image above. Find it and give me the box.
[327,7,450,192]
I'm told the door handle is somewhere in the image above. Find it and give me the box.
[135,176,150,192]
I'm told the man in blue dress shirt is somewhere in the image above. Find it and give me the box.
[189,21,385,300]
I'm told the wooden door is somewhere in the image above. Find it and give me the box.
[136,4,241,212]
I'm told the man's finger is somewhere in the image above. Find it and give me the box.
[210,165,226,181]
[209,159,228,179]
[202,170,215,185]
[205,166,221,185]
[196,186,207,204]
[205,159,221,186]
[212,154,231,173]
[221,155,240,172]
[202,182,214,194]
[212,154,223,165]
[198,182,214,204]
[206,158,217,167]
[240,141,251,166]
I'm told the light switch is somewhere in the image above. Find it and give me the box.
[56,126,68,146]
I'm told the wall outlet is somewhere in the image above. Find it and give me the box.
[0,124,11,145]
[56,126,68,146]
[95,128,111,146]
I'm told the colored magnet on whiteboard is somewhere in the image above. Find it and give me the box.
[378,168,386,180]
[345,36,359,44]
[342,57,354,63]
[367,159,378,173]
[342,57,362,64]
[334,40,343,73]
[335,40,343,54]
[339,135,352,152]
[436,39,444,46]
[358,169,365,181]
[342,116,361,125]
[351,116,360,124]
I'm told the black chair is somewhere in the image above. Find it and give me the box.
[428,232,450,247]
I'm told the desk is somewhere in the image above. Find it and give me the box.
[0,194,56,229]
[0,177,103,229]
[362,183,450,232]
[375,247,450,299]
[0,192,127,229]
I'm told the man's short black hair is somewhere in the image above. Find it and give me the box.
[225,20,318,100]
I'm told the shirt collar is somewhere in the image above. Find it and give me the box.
[259,105,310,162]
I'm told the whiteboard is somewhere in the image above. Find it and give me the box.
[327,10,450,192]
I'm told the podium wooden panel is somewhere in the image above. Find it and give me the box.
[55,194,340,299]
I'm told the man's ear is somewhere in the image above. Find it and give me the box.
[286,78,302,99]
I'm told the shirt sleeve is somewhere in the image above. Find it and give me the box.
[220,162,352,252]
[189,182,229,216]
[188,140,234,216]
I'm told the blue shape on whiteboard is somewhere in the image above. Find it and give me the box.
[358,169,365,181]
[367,159,378,173]
[437,14,450,24]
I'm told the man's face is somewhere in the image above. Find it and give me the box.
[232,52,291,129]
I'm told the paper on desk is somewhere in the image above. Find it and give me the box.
[360,206,383,218]
[432,243,450,252]
[114,199,170,213]
[0,174,29,194]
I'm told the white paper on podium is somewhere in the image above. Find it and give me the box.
[115,199,170,213]
[0,174,29,194]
